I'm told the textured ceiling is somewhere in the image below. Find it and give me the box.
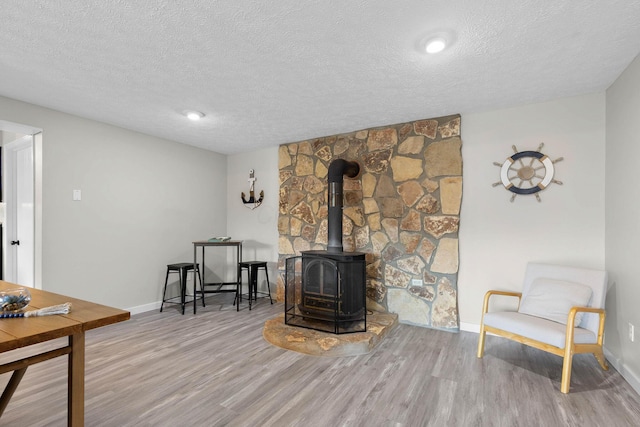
[1,1,640,154]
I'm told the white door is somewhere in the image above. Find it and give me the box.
[3,135,34,287]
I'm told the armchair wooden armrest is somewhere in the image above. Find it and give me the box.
[481,290,522,314]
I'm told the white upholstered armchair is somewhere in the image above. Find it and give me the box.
[476,262,608,393]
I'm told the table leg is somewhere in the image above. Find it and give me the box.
[194,244,198,314]
[237,243,242,311]
[0,367,27,416]
[68,332,85,427]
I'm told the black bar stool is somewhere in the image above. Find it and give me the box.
[160,263,205,314]
[239,261,273,310]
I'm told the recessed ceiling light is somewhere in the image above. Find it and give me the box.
[425,38,446,54]
[184,110,205,121]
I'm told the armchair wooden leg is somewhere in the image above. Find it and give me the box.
[477,324,487,358]
[594,350,609,371]
[560,347,574,394]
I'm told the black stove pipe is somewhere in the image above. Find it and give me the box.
[327,159,360,253]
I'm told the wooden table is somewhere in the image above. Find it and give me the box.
[0,282,130,426]
[193,240,243,312]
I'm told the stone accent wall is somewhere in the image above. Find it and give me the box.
[277,115,462,331]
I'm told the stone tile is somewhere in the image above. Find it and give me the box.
[381,245,403,262]
[400,209,422,231]
[381,218,399,243]
[343,179,361,190]
[279,145,292,169]
[344,207,365,226]
[418,237,436,263]
[400,232,421,253]
[367,279,387,302]
[421,178,439,193]
[277,216,289,235]
[279,236,295,255]
[290,217,302,236]
[366,259,382,279]
[440,176,462,214]
[415,194,440,214]
[367,213,381,231]
[293,237,311,254]
[371,231,390,253]
[384,264,411,288]
[288,190,305,207]
[315,160,328,178]
[398,135,425,154]
[424,137,462,178]
[408,285,435,301]
[367,128,398,151]
[387,288,430,327]
[301,224,316,241]
[390,156,423,181]
[304,175,325,194]
[355,130,368,139]
[375,175,397,198]
[431,238,459,274]
[397,255,425,275]
[298,141,313,155]
[290,176,304,190]
[398,123,412,141]
[414,119,438,139]
[380,198,404,218]
[362,173,377,197]
[344,190,363,206]
[363,149,392,173]
[334,136,350,155]
[295,154,314,176]
[279,187,289,214]
[363,198,380,214]
[311,220,326,245]
[290,201,316,224]
[438,116,460,138]
[432,277,458,329]
[317,205,328,219]
[355,226,370,249]
[397,180,424,207]
[315,146,332,162]
[424,216,459,239]
[279,170,292,185]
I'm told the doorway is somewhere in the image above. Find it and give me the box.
[0,120,42,289]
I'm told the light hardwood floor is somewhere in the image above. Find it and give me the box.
[1,294,639,426]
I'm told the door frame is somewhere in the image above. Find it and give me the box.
[3,135,34,286]
[0,120,43,289]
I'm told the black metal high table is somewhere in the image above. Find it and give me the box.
[193,240,243,312]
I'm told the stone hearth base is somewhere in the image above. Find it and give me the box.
[263,311,399,357]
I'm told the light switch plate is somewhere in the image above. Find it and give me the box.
[73,189,82,201]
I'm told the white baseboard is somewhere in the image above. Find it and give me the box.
[603,347,640,395]
[460,322,480,333]
[126,301,161,315]
[462,321,640,395]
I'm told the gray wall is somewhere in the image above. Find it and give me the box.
[605,53,640,392]
[226,147,280,294]
[0,95,227,311]
[459,92,606,324]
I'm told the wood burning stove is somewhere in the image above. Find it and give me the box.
[284,159,367,334]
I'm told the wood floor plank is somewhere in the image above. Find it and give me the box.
[1,296,639,426]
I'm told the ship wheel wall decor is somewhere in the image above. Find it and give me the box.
[492,143,563,202]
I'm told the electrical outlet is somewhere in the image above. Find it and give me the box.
[411,279,423,287]
[630,323,635,342]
